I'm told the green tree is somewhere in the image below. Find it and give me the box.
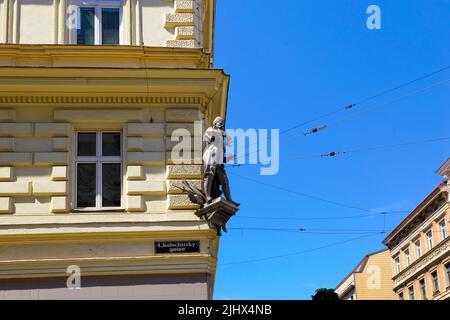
[311,288,339,301]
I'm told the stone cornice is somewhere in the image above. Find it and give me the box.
[393,236,450,289]
[0,66,229,114]
[0,95,207,106]
[384,186,448,248]
[0,229,217,244]
[0,254,217,280]
[0,44,211,68]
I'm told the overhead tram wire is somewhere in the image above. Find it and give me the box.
[283,63,450,135]
[227,135,450,168]
[232,63,450,162]
[303,76,450,136]
[235,213,381,221]
[228,227,386,234]
[219,233,384,266]
[228,171,408,215]
[284,136,450,161]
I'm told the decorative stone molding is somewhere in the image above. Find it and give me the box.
[176,26,195,39]
[386,189,448,249]
[165,13,195,27]
[0,96,206,105]
[164,0,204,48]
[393,237,450,289]
[0,44,212,69]
[166,40,197,48]
[167,179,202,194]
[175,0,196,12]
[168,194,199,209]
[167,165,203,179]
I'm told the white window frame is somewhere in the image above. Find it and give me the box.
[446,263,450,287]
[408,286,415,300]
[75,131,123,210]
[394,256,401,274]
[415,239,422,259]
[431,271,439,293]
[404,249,411,267]
[69,0,124,45]
[439,219,447,241]
[426,230,434,250]
[419,278,427,300]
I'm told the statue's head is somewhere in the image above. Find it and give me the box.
[213,117,224,130]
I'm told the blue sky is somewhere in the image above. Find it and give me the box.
[212,0,450,299]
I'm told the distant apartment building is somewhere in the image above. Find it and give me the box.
[335,249,396,300]
[383,158,450,300]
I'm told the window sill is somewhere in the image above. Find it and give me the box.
[72,208,126,213]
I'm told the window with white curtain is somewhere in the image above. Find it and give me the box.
[75,131,122,209]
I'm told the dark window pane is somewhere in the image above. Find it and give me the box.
[102,163,121,207]
[77,132,96,156]
[77,8,95,45]
[102,133,121,156]
[77,163,96,207]
[102,8,119,45]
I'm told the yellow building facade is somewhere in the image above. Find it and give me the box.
[383,158,450,300]
[335,249,396,300]
[0,0,229,299]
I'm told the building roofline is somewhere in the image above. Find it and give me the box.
[382,183,446,245]
[436,157,450,176]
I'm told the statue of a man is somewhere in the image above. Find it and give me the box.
[203,116,238,206]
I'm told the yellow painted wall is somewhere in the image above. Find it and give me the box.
[0,0,212,49]
[354,251,396,300]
